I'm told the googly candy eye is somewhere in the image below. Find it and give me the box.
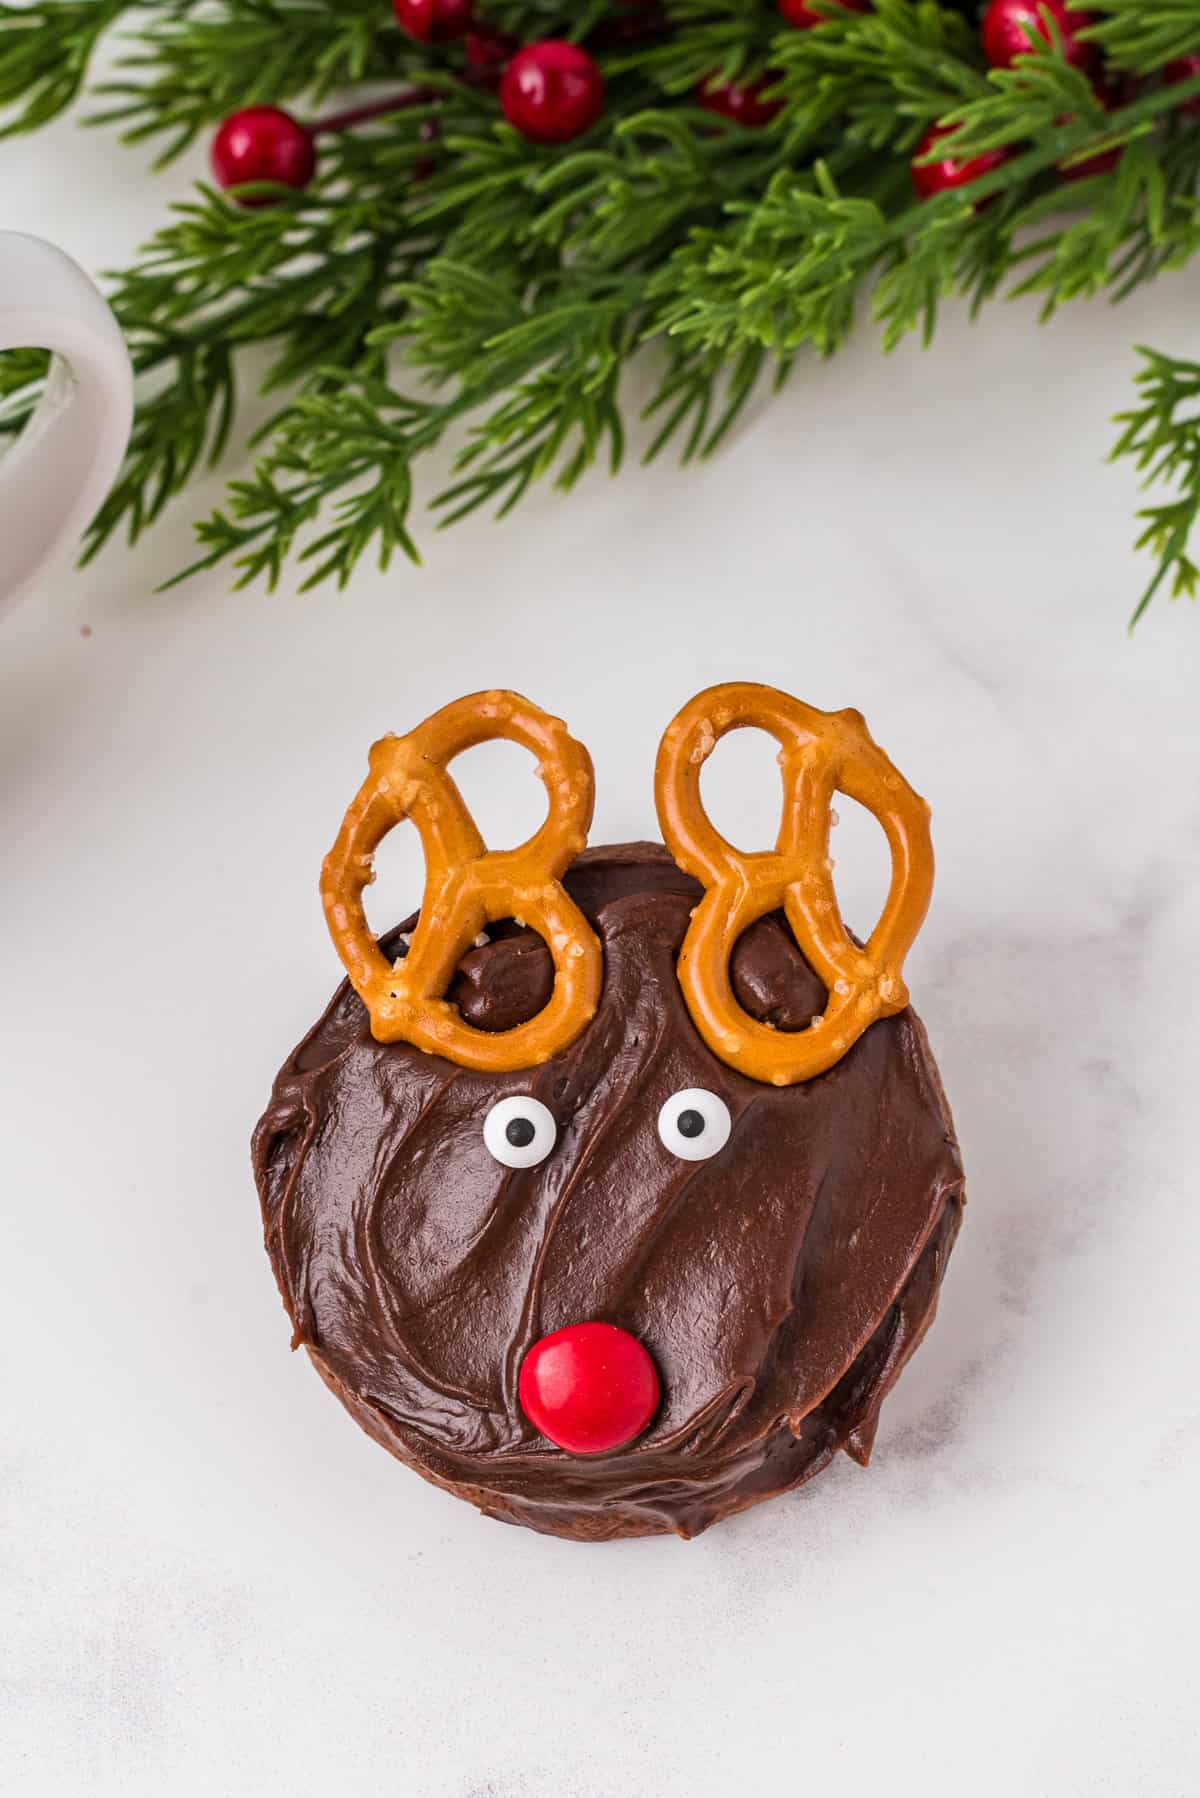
[657,1088,732,1162]
[483,1095,558,1168]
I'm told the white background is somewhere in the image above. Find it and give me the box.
[3,83,1200,1798]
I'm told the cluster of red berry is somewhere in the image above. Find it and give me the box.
[209,0,870,195]
[915,1,1200,199]
[209,0,1200,203]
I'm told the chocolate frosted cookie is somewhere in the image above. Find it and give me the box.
[253,686,964,1541]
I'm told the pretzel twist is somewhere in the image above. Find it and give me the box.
[321,691,601,1070]
[655,682,933,1085]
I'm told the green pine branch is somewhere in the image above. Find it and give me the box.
[1086,0,1200,76]
[91,0,405,160]
[2,0,1200,618]
[0,1,138,137]
[1112,346,1200,625]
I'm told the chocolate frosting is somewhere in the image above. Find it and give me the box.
[253,844,964,1540]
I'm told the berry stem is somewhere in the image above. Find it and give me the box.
[310,90,434,136]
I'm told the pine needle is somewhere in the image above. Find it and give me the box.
[2,0,1199,618]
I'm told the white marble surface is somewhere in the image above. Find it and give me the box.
[4,100,1200,1798]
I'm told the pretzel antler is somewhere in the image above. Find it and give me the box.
[321,691,601,1071]
[655,682,933,1085]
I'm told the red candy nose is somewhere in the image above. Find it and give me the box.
[518,1322,660,1456]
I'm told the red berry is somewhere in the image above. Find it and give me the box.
[696,73,784,128]
[464,24,515,86]
[589,6,668,49]
[1062,143,1119,180]
[414,116,440,182]
[981,0,1095,71]
[1165,56,1200,118]
[778,0,866,27]
[911,123,1010,199]
[393,0,472,44]
[500,41,605,145]
[518,1322,660,1456]
[210,106,316,202]
[1059,78,1126,180]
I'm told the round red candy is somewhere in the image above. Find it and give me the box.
[518,1322,660,1455]
[500,42,605,145]
[210,106,316,200]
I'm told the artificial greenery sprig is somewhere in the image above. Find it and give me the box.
[2,0,1200,620]
[1112,345,1200,624]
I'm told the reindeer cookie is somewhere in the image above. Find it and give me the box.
[253,684,964,1541]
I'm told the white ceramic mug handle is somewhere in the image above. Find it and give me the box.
[0,232,133,620]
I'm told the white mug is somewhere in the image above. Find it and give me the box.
[0,232,133,620]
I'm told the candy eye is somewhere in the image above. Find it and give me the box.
[483,1095,557,1169]
[657,1088,732,1162]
